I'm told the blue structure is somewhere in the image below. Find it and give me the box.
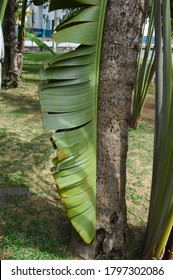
[143,36,155,43]
[25,28,52,37]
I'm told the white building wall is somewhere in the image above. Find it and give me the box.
[27,3,43,29]
[35,6,43,29]
[27,2,65,31]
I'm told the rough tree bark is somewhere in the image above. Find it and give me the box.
[96,0,148,259]
[2,0,21,88]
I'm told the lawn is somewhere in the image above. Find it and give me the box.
[0,52,154,259]
[0,52,72,260]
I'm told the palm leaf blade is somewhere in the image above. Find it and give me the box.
[25,32,55,55]
[42,109,93,131]
[52,22,98,45]
[40,64,95,80]
[45,45,95,67]
[56,6,100,31]
[40,0,107,243]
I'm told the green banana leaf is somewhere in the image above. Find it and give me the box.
[0,0,8,21]
[25,32,55,56]
[39,0,108,243]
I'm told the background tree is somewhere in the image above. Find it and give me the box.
[2,0,19,88]
[2,0,48,88]
[0,0,8,89]
[0,25,4,90]
[17,0,28,54]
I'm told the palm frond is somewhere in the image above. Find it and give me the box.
[25,32,55,55]
[0,0,8,22]
[39,0,108,244]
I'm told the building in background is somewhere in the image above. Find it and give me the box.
[27,1,65,37]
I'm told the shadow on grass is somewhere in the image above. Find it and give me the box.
[0,89,40,114]
[0,51,73,260]
[125,223,146,260]
[0,195,72,260]
[0,127,146,260]
[0,128,53,189]
[23,52,54,64]
[22,77,40,84]
[0,131,72,259]
[23,65,41,73]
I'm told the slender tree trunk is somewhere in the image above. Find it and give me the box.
[2,0,20,88]
[96,0,148,259]
[18,0,28,54]
[0,24,4,89]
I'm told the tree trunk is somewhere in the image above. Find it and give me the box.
[96,0,148,259]
[18,0,28,54]
[2,0,21,88]
[0,24,4,89]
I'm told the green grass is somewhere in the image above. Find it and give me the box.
[0,51,72,260]
[127,124,153,217]
[0,52,155,260]
[0,200,71,260]
[125,123,154,259]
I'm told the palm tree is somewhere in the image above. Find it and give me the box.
[17,0,28,54]
[96,0,149,259]
[39,0,148,259]
[2,0,20,88]
[2,0,53,88]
